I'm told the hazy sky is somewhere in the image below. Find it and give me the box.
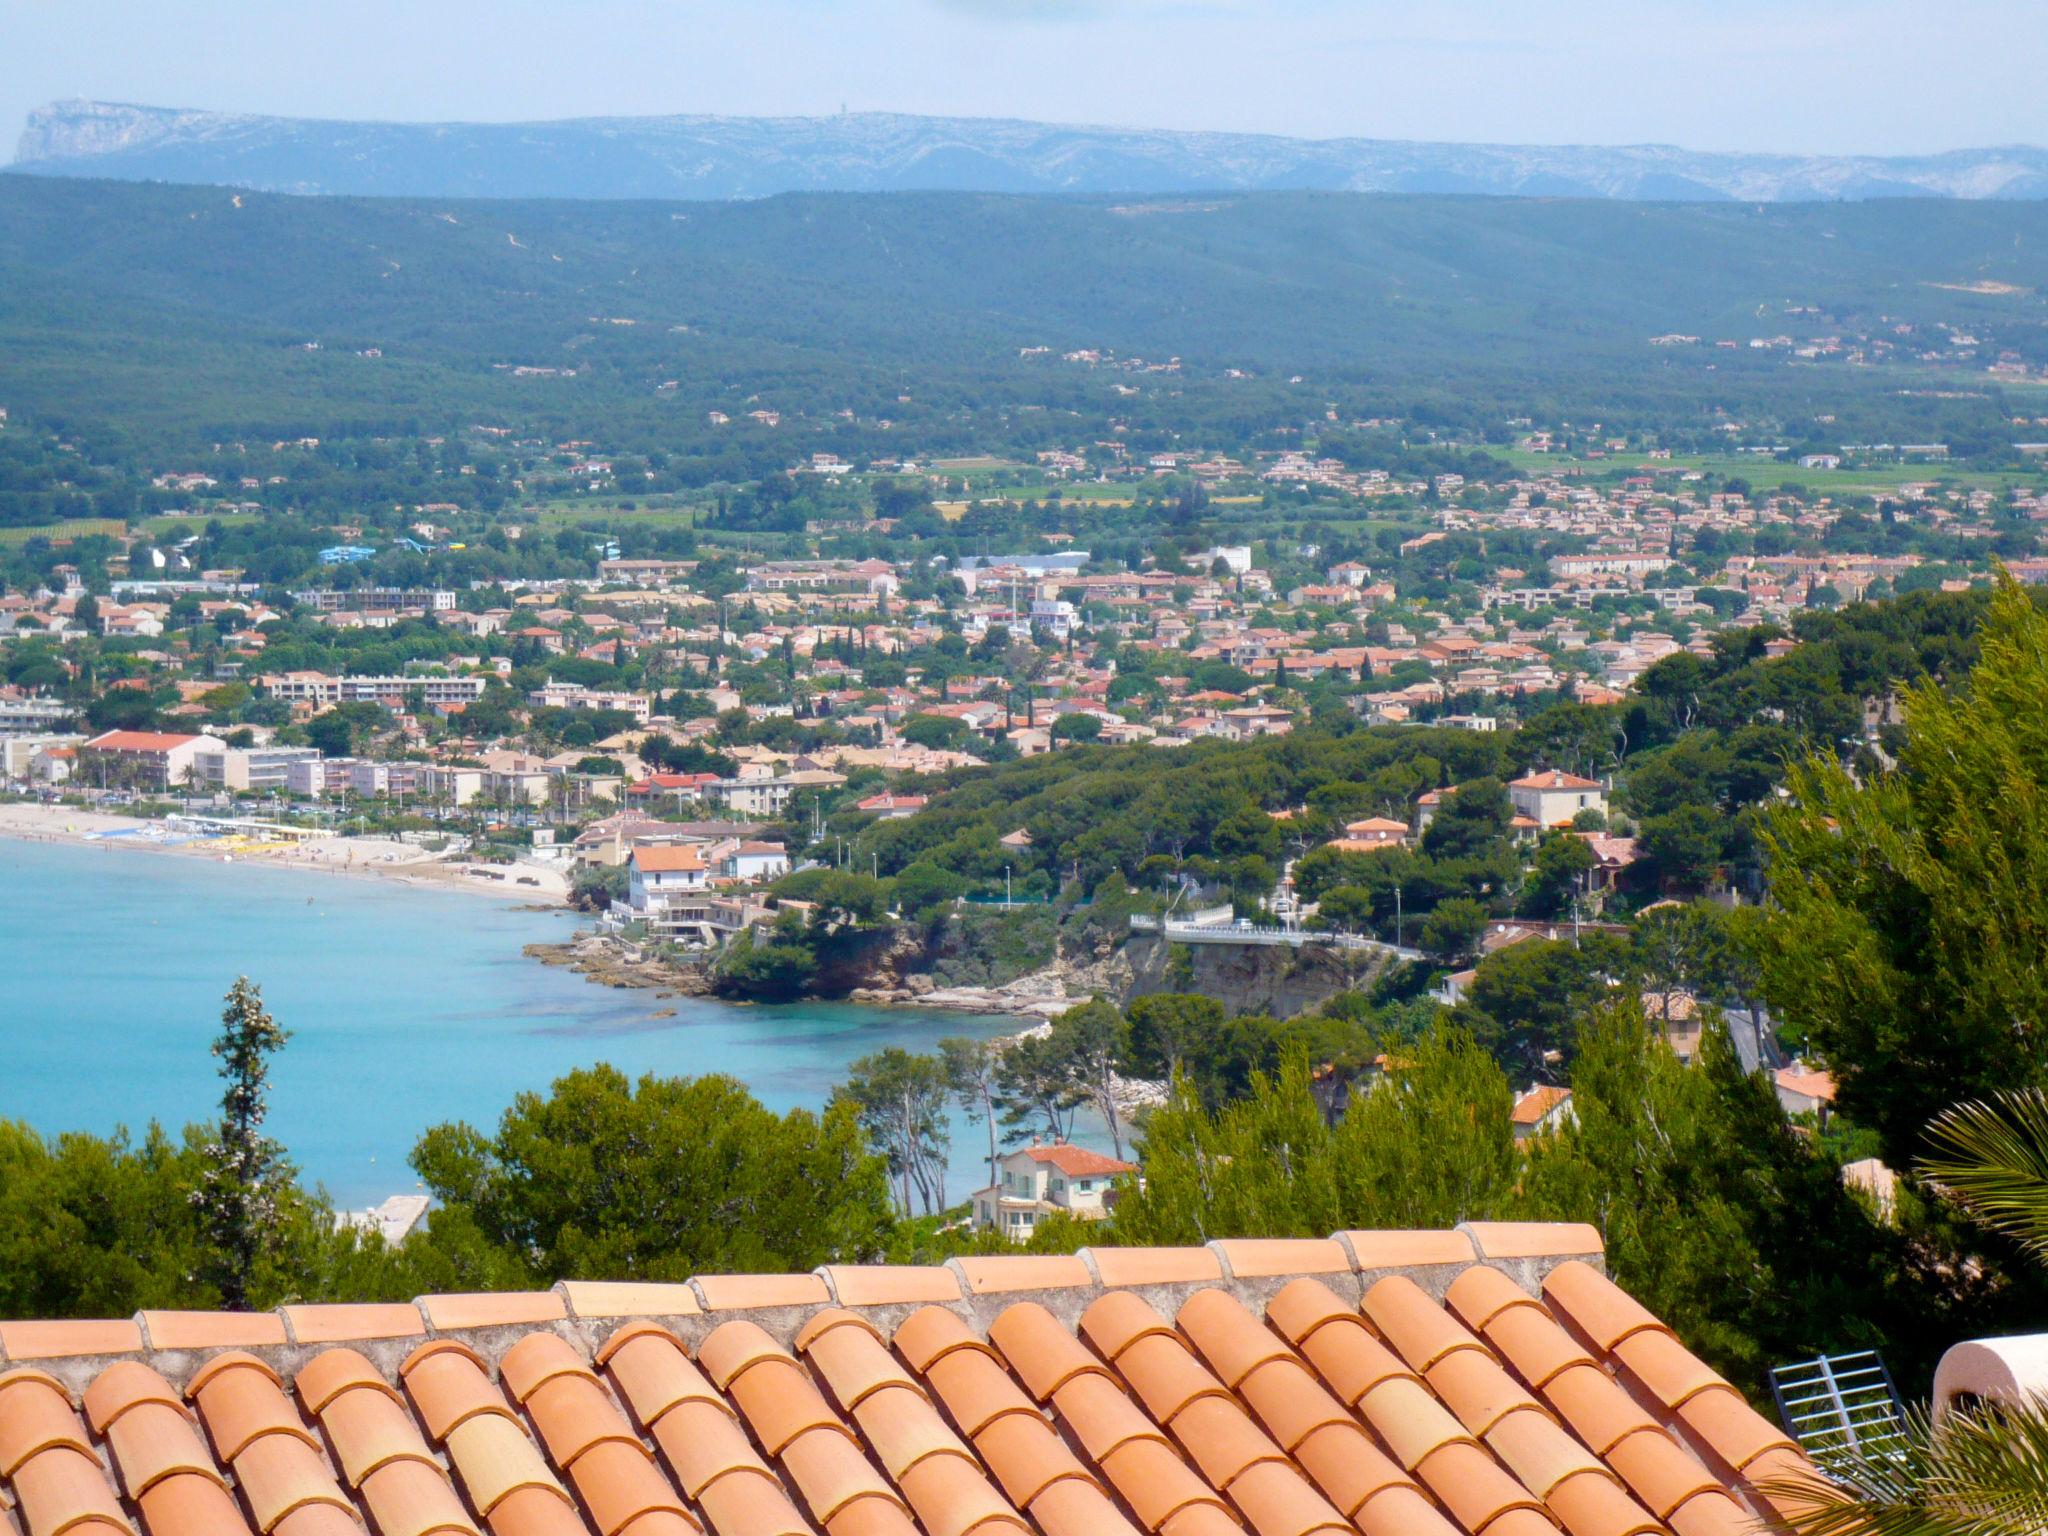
[3,0,2042,159]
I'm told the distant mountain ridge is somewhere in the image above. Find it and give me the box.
[14,98,2048,203]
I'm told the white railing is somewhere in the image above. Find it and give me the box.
[1132,914,1420,957]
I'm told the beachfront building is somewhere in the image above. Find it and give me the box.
[970,1142,1136,1240]
[624,844,714,941]
[0,698,74,734]
[192,745,324,793]
[76,730,225,789]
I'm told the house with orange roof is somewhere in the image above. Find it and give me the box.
[1340,816,1410,847]
[78,729,224,788]
[1512,1084,1576,1140]
[1508,769,1608,828]
[1775,1065,1837,1120]
[972,1142,1136,1238]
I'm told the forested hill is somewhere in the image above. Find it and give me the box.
[3,174,2048,459]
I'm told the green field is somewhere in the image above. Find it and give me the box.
[0,517,126,546]
[1492,447,2048,496]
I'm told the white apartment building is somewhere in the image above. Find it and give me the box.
[192,745,324,793]
[527,685,653,723]
[262,673,488,708]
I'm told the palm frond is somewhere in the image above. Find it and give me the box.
[1919,1090,2048,1259]
[1762,1396,2048,1536]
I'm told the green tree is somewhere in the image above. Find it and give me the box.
[1123,994,1228,1082]
[894,861,965,918]
[1420,777,1511,861]
[900,713,970,751]
[1460,935,1624,1078]
[1520,832,1595,919]
[1755,575,2048,1168]
[1638,804,1724,890]
[412,1067,892,1277]
[1523,1000,1903,1394]
[1110,1027,1517,1244]
[993,1031,1083,1145]
[836,1050,953,1216]
[192,978,295,1310]
[1052,712,1103,745]
[940,1037,1004,1195]
[1047,1000,1131,1161]
[1419,896,1489,964]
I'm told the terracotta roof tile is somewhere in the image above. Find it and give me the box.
[187,1353,323,1464]
[1336,1229,1479,1271]
[554,1282,701,1321]
[1462,1221,1604,1261]
[0,1319,142,1361]
[134,1470,255,1536]
[1543,1364,1666,1457]
[12,1445,133,1536]
[419,1292,566,1332]
[1545,1467,1665,1536]
[441,1412,567,1517]
[0,1371,95,1476]
[1668,1489,1761,1536]
[401,1341,519,1441]
[1474,1298,1599,1390]
[1673,1385,1800,1470]
[1611,1329,1730,1409]
[140,1310,288,1351]
[224,1419,355,1529]
[691,1272,832,1312]
[597,1327,731,1430]
[0,1225,1805,1536]
[1082,1246,1225,1288]
[1173,1289,1294,1389]
[1542,1259,1672,1352]
[1361,1274,1488,1373]
[988,1303,1116,1404]
[102,1399,224,1498]
[818,1265,963,1307]
[526,1371,645,1469]
[947,1255,1093,1295]
[1209,1238,1349,1280]
[358,1455,481,1536]
[282,1303,428,1345]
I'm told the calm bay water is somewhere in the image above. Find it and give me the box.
[0,837,1011,1207]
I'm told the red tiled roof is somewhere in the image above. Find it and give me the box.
[0,1226,1819,1536]
[631,846,707,873]
[1511,1086,1573,1126]
[1015,1143,1135,1177]
[1510,771,1603,791]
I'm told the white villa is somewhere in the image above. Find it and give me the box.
[971,1142,1136,1240]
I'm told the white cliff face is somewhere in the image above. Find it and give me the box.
[13,98,2048,203]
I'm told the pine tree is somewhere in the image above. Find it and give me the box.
[191,977,295,1309]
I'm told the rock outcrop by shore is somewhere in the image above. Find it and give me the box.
[524,935,713,995]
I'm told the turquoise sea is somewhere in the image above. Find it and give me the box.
[0,837,1013,1207]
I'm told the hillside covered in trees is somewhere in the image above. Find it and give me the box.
[3,176,2047,468]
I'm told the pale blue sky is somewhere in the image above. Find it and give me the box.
[2,0,2041,159]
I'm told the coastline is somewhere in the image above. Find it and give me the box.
[531,929,1081,1025]
[0,800,570,904]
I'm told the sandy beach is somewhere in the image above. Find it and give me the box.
[0,801,570,902]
